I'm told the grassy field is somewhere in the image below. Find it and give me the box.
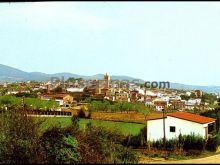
[35,117,146,136]
[78,118,146,135]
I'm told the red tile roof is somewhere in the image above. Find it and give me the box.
[167,112,216,124]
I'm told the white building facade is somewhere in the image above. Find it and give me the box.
[147,112,216,141]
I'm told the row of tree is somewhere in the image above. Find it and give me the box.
[87,100,153,114]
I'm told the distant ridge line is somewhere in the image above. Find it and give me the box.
[0,64,220,93]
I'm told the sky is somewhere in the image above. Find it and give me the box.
[0,2,220,86]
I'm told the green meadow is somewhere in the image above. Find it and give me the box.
[36,117,146,136]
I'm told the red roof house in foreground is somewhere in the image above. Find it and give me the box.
[147,111,216,141]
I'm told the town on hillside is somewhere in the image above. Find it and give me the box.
[0,73,219,113]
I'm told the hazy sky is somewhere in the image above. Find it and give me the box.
[0,2,220,86]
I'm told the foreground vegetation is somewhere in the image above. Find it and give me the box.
[1,108,220,163]
[0,109,138,164]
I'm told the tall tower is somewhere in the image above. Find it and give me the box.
[104,73,110,89]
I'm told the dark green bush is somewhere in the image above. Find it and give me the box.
[165,139,177,151]
[182,133,205,152]
[123,126,148,148]
[77,109,86,118]
[206,137,218,151]
[76,123,137,164]
[206,133,220,152]
[151,139,177,151]
[0,109,41,164]
[39,127,81,164]
[126,131,206,156]
[152,139,164,149]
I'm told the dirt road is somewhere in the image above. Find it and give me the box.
[140,154,220,164]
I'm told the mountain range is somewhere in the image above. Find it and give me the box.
[0,64,220,93]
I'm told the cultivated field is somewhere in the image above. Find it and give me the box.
[90,111,164,123]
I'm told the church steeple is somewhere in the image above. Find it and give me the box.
[104,73,109,80]
[103,73,110,88]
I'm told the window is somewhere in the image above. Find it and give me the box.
[170,126,176,132]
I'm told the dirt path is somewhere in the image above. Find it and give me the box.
[139,154,220,164]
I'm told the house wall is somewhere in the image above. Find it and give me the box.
[55,99,64,106]
[165,116,206,139]
[147,119,164,141]
[147,117,208,141]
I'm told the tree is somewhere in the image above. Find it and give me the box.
[39,127,81,164]
[201,93,217,105]
[190,92,197,99]
[180,94,190,101]
[217,98,220,107]
[67,77,76,82]
[84,97,92,103]
[67,77,83,83]
[0,108,41,164]
[138,105,150,147]
[52,86,63,93]
[121,102,132,113]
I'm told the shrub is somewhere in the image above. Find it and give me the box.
[86,109,92,119]
[182,133,205,152]
[75,123,137,163]
[151,139,177,151]
[165,139,177,151]
[206,136,218,151]
[111,145,138,164]
[217,133,220,146]
[206,133,220,152]
[125,135,142,148]
[123,126,148,148]
[152,139,164,149]
[77,109,86,118]
[39,127,81,164]
[0,108,41,164]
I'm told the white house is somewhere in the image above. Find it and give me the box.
[145,90,157,97]
[3,83,7,88]
[138,88,145,95]
[185,98,201,109]
[41,94,73,106]
[7,91,19,95]
[188,99,201,105]
[186,91,191,96]
[66,87,84,93]
[147,112,216,141]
